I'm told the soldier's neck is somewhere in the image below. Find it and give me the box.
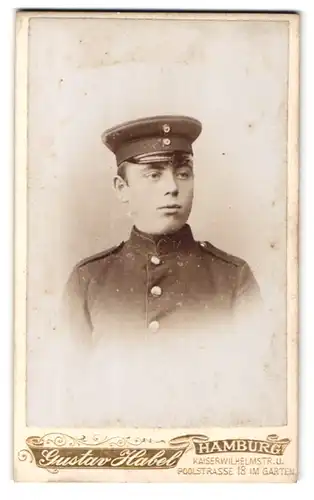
[132,224,190,242]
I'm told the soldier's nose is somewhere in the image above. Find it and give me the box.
[163,172,179,196]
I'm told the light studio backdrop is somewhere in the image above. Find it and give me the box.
[26,17,288,426]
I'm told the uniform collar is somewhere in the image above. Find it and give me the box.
[126,224,197,256]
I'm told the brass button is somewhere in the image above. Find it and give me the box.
[162,138,171,146]
[200,241,207,248]
[151,286,162,297]
[148,320,160,333]
[163,124,170,133]
[151,256,161,265]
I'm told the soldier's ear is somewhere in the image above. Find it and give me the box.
[113,175,129,203]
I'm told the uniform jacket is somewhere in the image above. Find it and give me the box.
[56,225,282,428]
[63,224,261,339]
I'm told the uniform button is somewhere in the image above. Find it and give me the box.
[148,320,160,333]
[200,241,207,248]
[151,255,161,265]
[162,138,171,146]
[151,286,162,297]
[163,124,170,133]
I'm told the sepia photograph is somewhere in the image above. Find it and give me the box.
[14,11,299,482]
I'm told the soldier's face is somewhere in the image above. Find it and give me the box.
[114,160,194,234]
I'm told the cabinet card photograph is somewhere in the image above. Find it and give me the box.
[14,11,299,482]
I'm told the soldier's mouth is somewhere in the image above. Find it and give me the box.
[158,205,182,215]
[158,204,182,210]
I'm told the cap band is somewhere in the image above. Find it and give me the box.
[116,136,193,166]
[130,151,193,165]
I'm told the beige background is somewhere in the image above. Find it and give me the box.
[26,17,289,426]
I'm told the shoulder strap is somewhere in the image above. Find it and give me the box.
[76,241,125,269]
[199,240,245,267]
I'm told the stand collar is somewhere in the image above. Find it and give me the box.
[126,224,197,256]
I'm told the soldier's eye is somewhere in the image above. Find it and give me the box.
[176,168,193,180]
[146,170,162,180]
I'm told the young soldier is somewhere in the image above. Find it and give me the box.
[58,116,280,428]
[64,115,261,338]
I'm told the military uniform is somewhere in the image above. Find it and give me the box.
[57,115,281,428]
[61,227,269,427]
[64,223,261,340]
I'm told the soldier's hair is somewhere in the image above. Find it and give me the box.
[117,161,131,183]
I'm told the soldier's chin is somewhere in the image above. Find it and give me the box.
[155,217,186,235]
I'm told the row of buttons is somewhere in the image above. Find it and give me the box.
[148,254,162,332]
[150,255,162,298]
[147,243,207,333]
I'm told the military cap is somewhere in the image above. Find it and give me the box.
[101,115,202,166]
